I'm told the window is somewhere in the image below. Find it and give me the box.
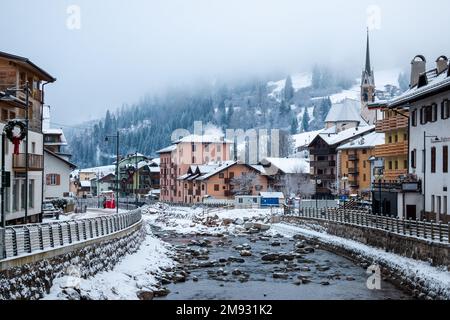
[21,180,26,210]
[346,161,349,169]
[363,161,366,169]
[437,196,442,214]
[12,179,19,211]
[404,133,407,141]
[431,147,436,173]
[253,197,258,203]
[444,196,448,215]
[431,195,435,213]
[388,136,392,143]
[192,144,196,152]
[404,160,408,170]
[363,174,367,181]
[425,105,433,123]
[1,109,8,121]
[46,174,60,186]
[394,161,398,170]
[239,198,243,204]
[31,142,36,154]
[29,180,34,209]
[441,100,450,120]
[192,156,196,163]
[394,135,398,143]
[229,172,235,179]
[219,173,224,179]
[205,144,209,152]
[388,161,393,170]
[432,104,438,122]
[443,146,448,173]
[214,184,220,191]
[420,107,424,124]
[411,149,417,169]
[201,184,205,191]
[362,149,367,154]
[412,109,417,127]
[217,144,221,152]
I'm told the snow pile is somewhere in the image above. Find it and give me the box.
[143,203,275,236]
[271,223,450,299]
[44,220,175,300]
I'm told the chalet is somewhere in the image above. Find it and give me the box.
[43,149,76,200]
[308,125,375,198]
[0,51,55,225]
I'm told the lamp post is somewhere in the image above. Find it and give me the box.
[105,131,120,213]
[135,151,139,207]
[341,176,349,216]
[314,175,322,210]
[423,132,439,220]
[374,172,384,216]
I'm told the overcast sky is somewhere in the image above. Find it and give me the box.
[1,0,449,125]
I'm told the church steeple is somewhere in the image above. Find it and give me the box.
[365,28,372,74]
[361,29,375,102]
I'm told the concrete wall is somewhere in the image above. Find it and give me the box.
[0,220,143,300]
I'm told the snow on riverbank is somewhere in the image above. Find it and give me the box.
[271,223,450,299]
[44,218,175,300]
[143,204,276,235]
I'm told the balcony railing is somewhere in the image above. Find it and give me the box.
[310,149,331,156]
[374,141,408,158]
[314,174,336,181]
[372,180,421,193]
[310,161,336,168]
[383,169,408,181]
[375,116,408,132]
[348,154,358,161]
[13,154,43,171]
[348,168,359,175]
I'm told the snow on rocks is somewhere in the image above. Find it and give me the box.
[271,223,450,299]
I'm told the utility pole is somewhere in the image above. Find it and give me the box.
[105,131,120,213]
[135,151,138,207]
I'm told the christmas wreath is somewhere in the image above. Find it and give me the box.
[3,120,27,155]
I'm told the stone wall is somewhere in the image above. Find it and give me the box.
[282,216,450,267]
[0,221,144,300]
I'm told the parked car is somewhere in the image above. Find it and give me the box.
[42,202,62,219]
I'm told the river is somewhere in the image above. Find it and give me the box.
[151,227,412,300]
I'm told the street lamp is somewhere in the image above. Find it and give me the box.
[314,175,322,210]
[423,132,440,220]
[374,172,384,216]
[105,131,120,213]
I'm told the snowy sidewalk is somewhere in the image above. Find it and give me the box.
[271,223,450,299]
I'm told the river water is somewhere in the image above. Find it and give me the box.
[153,228,412,300]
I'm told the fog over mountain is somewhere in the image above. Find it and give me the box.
[1,0,450,124]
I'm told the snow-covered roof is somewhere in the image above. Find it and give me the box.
[151,158,160,166]
[317,125,375,146]
[175,134,233,144]
[260,192,285,199]
[156,145,176,154]
[73,165,116,179]
[292,129,324,149]
[337,132,385,150]
[325,99,367,124]
[43,128,68,145]
[196,161,237,181]
[261,157,309,175]
[389,68,450,108]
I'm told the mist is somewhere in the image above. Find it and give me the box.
[1,0,449,124]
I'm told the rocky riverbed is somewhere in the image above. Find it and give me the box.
[150,226,412,300]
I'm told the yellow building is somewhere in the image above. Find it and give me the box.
[373,108,409,181]
[337,132,385,198]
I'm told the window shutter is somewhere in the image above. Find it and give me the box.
[46,174,51,185]
[56,175,61,186]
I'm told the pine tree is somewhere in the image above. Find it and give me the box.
[301,108,310,132]
[284,75,294,102]
[290,116,299,134]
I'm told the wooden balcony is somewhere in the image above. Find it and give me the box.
[310,160,336,168]
[348,154,358,161]
[383,169,408,181]
[13,154,43,171]
[310,148,331,156]
[374,141,408,158]
[375,116,408,132]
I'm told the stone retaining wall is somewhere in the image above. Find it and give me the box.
[0,220,144,300]
[282,216,450,268]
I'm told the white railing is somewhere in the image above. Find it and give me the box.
[0,209,142,260]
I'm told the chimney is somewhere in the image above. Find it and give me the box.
[436,56,448,74]
[410,55,426,88]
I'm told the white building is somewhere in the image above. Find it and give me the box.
[388,55,450,222]
[0,51,56,225]
[43,149,76,200]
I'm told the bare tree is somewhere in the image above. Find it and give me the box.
[231,172,259,195]
[279,164,314,198]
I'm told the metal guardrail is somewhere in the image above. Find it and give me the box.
[0,209,142,260]
[284,207,450,244]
